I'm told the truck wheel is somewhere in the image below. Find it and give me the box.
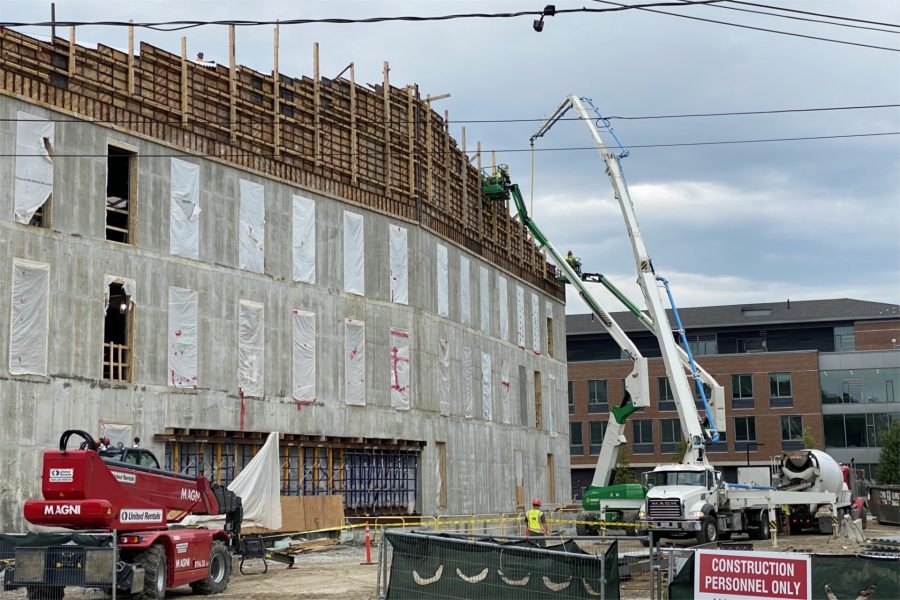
[190,540,231,595]
[696,516,718,544]
[754,514,771,540]
[26,586,64,600]
[576,523,589,536]
[624,512,639,537]
[133,544,167,600]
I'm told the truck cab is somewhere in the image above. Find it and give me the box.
[639,463,727,543]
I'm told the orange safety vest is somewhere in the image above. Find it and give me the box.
[526,508,544,533]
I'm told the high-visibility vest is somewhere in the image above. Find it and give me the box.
[526,509,544,533]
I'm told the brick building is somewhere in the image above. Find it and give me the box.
[566,298,900,496]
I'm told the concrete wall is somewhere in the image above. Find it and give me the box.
[0,96,570,529]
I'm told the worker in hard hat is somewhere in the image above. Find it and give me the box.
[565,250,582,276]
[525,498,549,545]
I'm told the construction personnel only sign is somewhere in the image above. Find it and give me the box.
[695,549,811,600]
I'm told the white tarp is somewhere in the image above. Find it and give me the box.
[292,309,316,402]
[168,287,198,388]
[436,243,449,317]
[500,357,511,424]
[531,292,541,354]
[462,346,474,419]
[238,300,265,397]
[498,276,509,342]
[344,318,366,405]
[481,352,493,422]
[548,374,557,437]
[292,194,316,284]
[103,275,136,309]
[479,266,490,334]
[14,112,54,224]
[99,422,133,448]
[170,158,201,259]
[389,225,409,304]
[239,179,265,273]
[516,285,526,347]
[343,212,365,295]
[390,328,411,410]
[9,259,49,376]
[460,256,471,326]
[439,338,451,416]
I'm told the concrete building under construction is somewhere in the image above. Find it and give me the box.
[0,27,570,528]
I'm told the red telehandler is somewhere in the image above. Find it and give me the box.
[1,430,243,599]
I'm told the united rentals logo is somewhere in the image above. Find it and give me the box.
[120,509,164,523]
[44,504,80,516]
[175,542,189,554]
[112,471,137,484]
[48,468,74,483]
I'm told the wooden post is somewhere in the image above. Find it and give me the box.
[461,127,467,208]
[313,42,321,167]
[425,97,432,204]
[350,62,357,184]
[382,61,391,191]
[444,109,450,206]
[180,36,189,125]
[407,86,415,199]
[68,26,75,77]
[229,24,236,142]
[273,23,281,157]
[127,20,134,95]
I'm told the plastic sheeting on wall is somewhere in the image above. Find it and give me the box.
[462,346,474,419]
[292,309,316,402]
[99,422,133,448]
[481,352,493,422]
[103,275,136,311]
[436,243,449,317]
[9,258,49,376]
[479,266,490,334]
[168,287,198,388]
[238,300,265,398]
[292,194,316,284]
[515,285,526,348]
[14,112,54,224]
[170,158,201,259]
[498,276,509,342]
[500,357,511,424]
[239,179,265,273]
[344,318,366,405]
[439,338,451,416]
[460,256,471,326]
[389,225,409,305]
[343,212,365,295]
[531,293,541,355]
[390,328,411,410]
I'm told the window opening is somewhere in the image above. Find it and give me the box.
[534,371,543,430]
[589,421,607,454]
[570,423,583,455]
[546,317,554,358]
[106,144,136,243]
[103,282,133,383]
[546,454,556,504]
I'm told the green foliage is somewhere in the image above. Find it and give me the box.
[614,444,637,484]
[875,421,900,485]
[671,438,689,463]
[793,426,817,449]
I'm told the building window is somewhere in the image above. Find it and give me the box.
[437,442,447,509]
[737,335,767,353]
[731,374,754,409]
[660,419,682,454]
[567,381,574,414]
[570,422,584,456]
[103,281,133,383]
[106,143,136,244]
[694,382,712,411]
[820,368,898,404]
[769,373,793,407]
[824,412,900,448]
[781,415,803,450]
[587,380,608,413]
[734,416,757,451]
[687,334,717,356]
[589,421,607,455]
[546,317,554,358]
[708,431,728,453]
[546,454,556,504]
[534,371,543,430]
[833,326,856,352]
[658,377,675,412]
[741,307,771,317]
[632,420,653,454]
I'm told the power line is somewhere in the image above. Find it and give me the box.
[592,0,900,52]
[688,1,900,35]
[725,1,900,29]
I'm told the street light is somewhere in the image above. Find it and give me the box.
[744,441,765,466]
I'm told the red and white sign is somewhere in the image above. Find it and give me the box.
[695,549,810,600]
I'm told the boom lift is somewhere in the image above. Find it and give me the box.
[3,430,242,599]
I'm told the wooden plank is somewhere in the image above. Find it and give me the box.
[313,42,320,167]
[280,496,306,532]
[460,127,467,208]
[273,23,281,157]
[229,24,236,142]
[68,26,75,77]
[350,63,357,184]
[382,61,391,191]
[127,20,134,94]
[406,86,414,199]
[180,36,188,125]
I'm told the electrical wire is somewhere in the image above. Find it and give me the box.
[592,0,900,52]
[725,1,900,29]
[686,1,900,35]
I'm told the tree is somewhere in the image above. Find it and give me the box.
[613,444,637,484]
[671,438,689,463]
[876,421,900,485]
[794,426,817,449]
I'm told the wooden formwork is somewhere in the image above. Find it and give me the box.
[0,27,563,299]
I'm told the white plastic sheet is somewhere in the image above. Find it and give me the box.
[103,275,136,310]
[170,158,201,259]
[238,300,265,397]
[389,225,409,304]
[168,287,198,388]
[531,293,541,354]
[292,194,316,284]
[439,339,451,416]
[481,352,493,422]
[239,179,265,273]
[99,422,133,448]
[436,243,449,317]
[390,328,411,410]
[516,285,526,347]
[548,374,557,437]
[460,256,471,326]
[344,318,366,405]
[9,259,49,376]
[343,212,365,295]
[292,309,316,402]
[479,266,490,334]
[498,276,509,342]
[14,112,54,224]
[462,346,474,419]
[500,357,511,424]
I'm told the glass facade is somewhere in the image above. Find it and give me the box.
[587,379,608,413]
[821,368,898,404]
[824,412,900,448]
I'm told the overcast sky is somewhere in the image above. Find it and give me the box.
[6,0,899,313]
